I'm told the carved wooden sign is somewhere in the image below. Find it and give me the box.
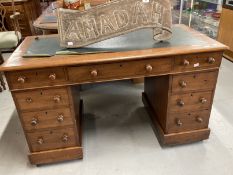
[57,0,172,48]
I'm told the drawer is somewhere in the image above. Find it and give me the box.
[68,58,172,83]
[167,110,210,133]
[6,68,67,90]
[169,91,213,113]
[13,87,70,111]
[171,71,218,93]
[21,108,74,131]
[174,52,222,72]
[5,5,24,12]
[27,127,77,152]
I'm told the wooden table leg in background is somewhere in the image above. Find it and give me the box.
[0,51,6,91]
[0,73,6,91]
[0,51,4,65]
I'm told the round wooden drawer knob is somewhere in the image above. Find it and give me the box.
[179,80,187,88]
[196,117,203,123]
[200,97,207,104]
[91,70,98,77]
[146,64,153,72]
[37,138,44,145]
[177,99,185,107]
[176,119,183,126]
[49,73,56,80]
[26,98,33,103]
[53,95,61,103]
[17,76,26,83]
[31,118,38,126]
[183,59,190,66]
[208,57,215,64]
[62,134,69,143]
[57,115,64,122]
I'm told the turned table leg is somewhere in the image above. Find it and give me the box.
[0,51,3,65]
[0,51,6,91]
[0,73,6,91]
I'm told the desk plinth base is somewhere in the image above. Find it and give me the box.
[142,92,210,146]
[29,146,83,165]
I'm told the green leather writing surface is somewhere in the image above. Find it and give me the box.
[23,26,206,58]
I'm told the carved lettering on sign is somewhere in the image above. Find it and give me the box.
[100,14,115,35]
[58,0,172,48]
[114,10,129,29]
[83,18,99,39]
[152,2,163,24]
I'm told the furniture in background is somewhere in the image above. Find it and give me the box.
[0,73,4,92]
[33,0,111,34]
[1,0,41,37]
[172,0,222,39]
[0,25,227,165]
[33,1,61,34]
[217,0,233,61]
[0,1,21,92]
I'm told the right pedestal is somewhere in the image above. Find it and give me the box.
[143,71,218,146]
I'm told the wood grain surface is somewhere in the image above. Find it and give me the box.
[142,92,210,146]
[13,87,70,111]
[26,127,77,152]
[169,91,213,113]
[5,67,67,90]
[167,110,210,133]
[171,70,218,93]
[173,52,222,72]
[68,57,172,83]
[29,146,83,165]
[21,107,74,131]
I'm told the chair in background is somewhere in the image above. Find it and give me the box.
[0,1,21,92]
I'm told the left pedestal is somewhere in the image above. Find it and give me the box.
[5,67,83,165]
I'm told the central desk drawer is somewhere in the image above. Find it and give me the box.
[171,71,218,93]
[6,68,67,90]
[68,58,172,83]
[27,127,77,152]
[21,108,74,131]
[169,91,213,113]
[13,87,70,111]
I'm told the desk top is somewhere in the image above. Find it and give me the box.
[0,25,228,72]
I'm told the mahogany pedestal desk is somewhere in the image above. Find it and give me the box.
[0,25,228,165]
